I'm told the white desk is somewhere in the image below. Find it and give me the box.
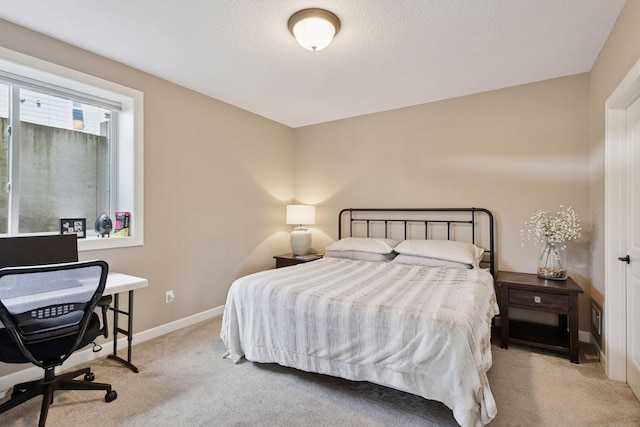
[105,272,147,296]
[0,271,147,373]
[104,272,148,373]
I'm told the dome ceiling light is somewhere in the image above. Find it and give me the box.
[288,8,341,51]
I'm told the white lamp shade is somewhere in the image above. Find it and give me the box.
[286,205,316,225]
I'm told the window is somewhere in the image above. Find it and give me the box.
[0,85,114,235]
[0,47,143,251]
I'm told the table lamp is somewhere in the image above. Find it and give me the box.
[286,205,316,256]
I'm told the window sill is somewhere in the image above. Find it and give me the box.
[78,234,143,252]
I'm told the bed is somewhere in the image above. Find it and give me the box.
[221,208,499,427]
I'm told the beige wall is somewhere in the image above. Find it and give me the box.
[0,19,295,376]
[589,0,640,304]
[294,74,592,330]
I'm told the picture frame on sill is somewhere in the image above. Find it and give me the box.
[60,218,87,239]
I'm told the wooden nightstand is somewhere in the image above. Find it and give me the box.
[496,271,583,363]
[273,253,323,268]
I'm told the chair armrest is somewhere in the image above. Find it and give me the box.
[97,295,112,338]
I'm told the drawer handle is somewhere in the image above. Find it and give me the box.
[534,296,541,303]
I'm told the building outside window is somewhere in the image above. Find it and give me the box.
[0,48,144,250]
[0,84,114,235]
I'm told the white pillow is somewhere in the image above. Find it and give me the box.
[390,254,472,269]
[326,237,399,255]
[325,250,396,262]
[393,239,485,268]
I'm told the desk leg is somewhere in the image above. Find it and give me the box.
[107,290,140,373]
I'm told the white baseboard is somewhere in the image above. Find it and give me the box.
[0,305,224,398]
[133,304,224,344]
[590,333,607,374]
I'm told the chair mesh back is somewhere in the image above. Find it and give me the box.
[0,262,106,344]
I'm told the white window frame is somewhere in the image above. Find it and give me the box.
[0,47,144,251]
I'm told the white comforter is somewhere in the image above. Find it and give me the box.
[221,257,499,427]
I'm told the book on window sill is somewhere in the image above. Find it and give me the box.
[113,211,131,237]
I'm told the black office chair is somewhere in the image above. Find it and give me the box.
[0,260,117,426]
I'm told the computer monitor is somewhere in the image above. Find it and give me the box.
[0,235,79,269]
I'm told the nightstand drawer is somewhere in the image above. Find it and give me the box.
[276,257,302,268]
[274,253,323,268]
[508,289,569,312]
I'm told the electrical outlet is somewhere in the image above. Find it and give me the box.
[166,290,175,304]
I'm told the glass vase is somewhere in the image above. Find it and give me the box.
[537,241,567,280]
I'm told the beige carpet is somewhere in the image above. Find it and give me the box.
[1,316,639,426]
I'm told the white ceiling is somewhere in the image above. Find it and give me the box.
[0,0,626,128]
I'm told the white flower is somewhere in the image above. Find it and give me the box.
[521,205,581,249]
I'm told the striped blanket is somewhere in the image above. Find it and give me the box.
[221,257,498,426]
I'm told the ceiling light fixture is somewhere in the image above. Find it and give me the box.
[288,8,341,51]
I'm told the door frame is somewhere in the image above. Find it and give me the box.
[605,57,640,382]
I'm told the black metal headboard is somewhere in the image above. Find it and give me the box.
[338,208,496,276]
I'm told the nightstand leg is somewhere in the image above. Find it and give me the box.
[569,293,579,363]
[501,284,509,349]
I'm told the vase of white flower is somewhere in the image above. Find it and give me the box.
[522,206,581,281]
[537,241,567,280]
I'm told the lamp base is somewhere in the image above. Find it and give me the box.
[290,227,312,256]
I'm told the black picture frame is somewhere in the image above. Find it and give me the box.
[60,218,87,239]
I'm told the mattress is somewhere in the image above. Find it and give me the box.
[221,257,499,426]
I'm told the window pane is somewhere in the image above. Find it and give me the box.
[0,84,7,234]
[18,89,111,234]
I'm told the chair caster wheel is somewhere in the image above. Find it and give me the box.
[84,372,95,382]
[105,390,117,402]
